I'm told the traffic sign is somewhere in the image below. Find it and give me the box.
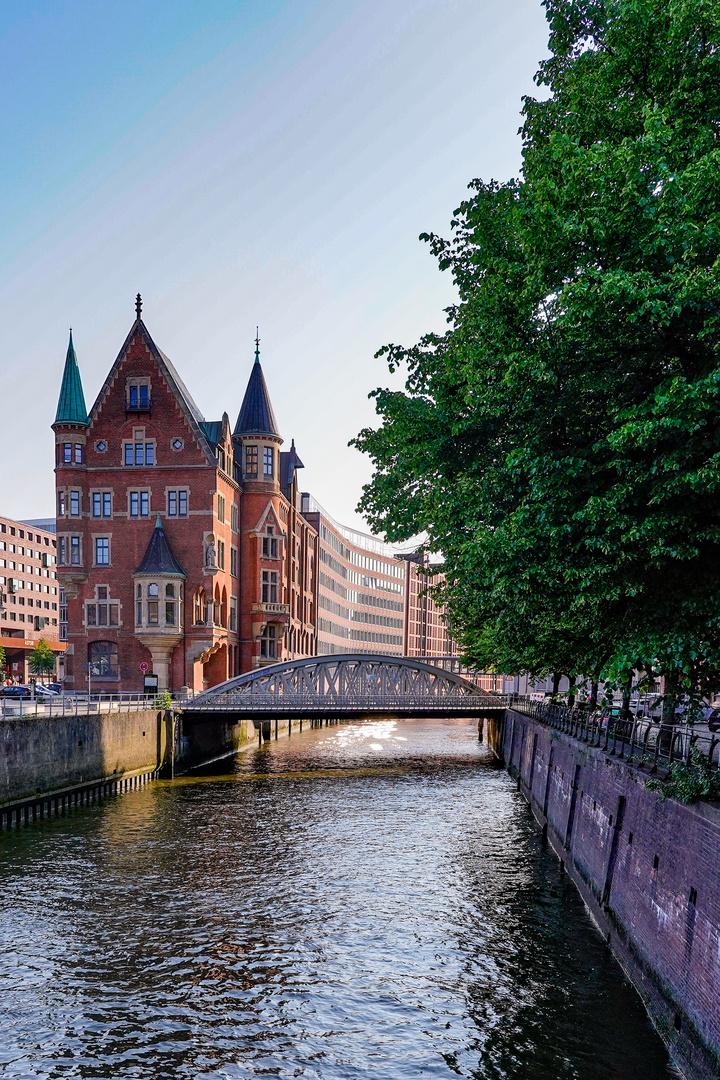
[140,663,149,672]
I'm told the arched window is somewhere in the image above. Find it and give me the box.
[193,587,205,625]
[88,641,118,678]
[221,586,227,628]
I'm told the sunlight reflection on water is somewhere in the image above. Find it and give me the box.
[0,717,676,1080]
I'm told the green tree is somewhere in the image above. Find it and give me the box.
[28,639,56,683]
[0,645,6,680]
[353,0,720,695]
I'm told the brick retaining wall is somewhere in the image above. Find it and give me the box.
[497,709,720,1080]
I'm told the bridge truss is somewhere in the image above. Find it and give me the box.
[184,654,506,717]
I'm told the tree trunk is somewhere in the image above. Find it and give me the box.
[552,672,561,701]
[568,676,576,708]
[589,681,599,711]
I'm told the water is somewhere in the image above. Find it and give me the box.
[0,718,676,1079]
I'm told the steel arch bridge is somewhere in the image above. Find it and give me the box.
[183,654,507,719]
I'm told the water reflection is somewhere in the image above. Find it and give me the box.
[0,719,676,1079]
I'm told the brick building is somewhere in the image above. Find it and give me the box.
[0,514,65,682]
[53,301,315,692]
[301,495,406,655]
[401,552,457,659]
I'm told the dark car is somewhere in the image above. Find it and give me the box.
[0,685,32,699]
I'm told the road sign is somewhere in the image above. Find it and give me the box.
[140,663,149,672]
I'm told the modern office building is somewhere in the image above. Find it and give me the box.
[399,552,457,659]
[301,495,407,656]
[0,514,65,682]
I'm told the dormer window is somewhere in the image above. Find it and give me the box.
[127,378,151,411]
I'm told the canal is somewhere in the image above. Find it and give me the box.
[0,718,676,1079]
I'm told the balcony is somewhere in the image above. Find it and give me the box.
[252,602,290,617]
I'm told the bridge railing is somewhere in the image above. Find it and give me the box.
[0,691,189,719]
[508,695,720,773]
[183,691,510,713]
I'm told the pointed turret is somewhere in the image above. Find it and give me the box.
[54,331,89,426]
[233,329,280,438]
[135,517,186,577]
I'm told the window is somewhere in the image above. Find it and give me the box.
[58,538,66,565]
[63,443,72,463]
[167,490,188,517]
[245,445,258,476]
[124,443,154,465]
[262,536,278,558]
[230,546,238,577]
[260,624,276,658]
[217,494,225,523]
[70,536,81,566]
[229,597,237,632]
[217,540,225,570]
[231,504,238,532]
[261,570,278,603]
[165,583,178,627]
[92,492,112,518]
[263,447,274,477]
[217,446,226,472]
[94,538,110,565]
[57,491,66,516]
[69,491,81,516]
[128,384,149,409]
[129,491,150,517]
[88,641,118,678]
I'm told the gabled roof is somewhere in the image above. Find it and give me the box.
[135,516,186,577]
[54,331,89,426]
[233,343,280,438]
[200,413,231,449]
[88,316,216,463]
[280,438,304,490]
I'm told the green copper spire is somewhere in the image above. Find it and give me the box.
[54,330,89,426]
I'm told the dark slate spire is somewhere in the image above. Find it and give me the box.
[54,330,89,426]
[135,516,186,577]
[233,330,280,438]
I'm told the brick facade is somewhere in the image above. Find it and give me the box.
[53,310,316,692]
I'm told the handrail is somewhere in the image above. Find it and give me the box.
[0,689,192,719]
[507,695,720,773]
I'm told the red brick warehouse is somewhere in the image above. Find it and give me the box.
[53,297,317,693]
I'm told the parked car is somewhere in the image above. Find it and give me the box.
[0,685,33,699]
[47,683,63,694]
[32,685,59,698]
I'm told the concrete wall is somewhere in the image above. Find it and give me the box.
[0,706,309,826]
[497,709,720,1080]
[0,708,171,808]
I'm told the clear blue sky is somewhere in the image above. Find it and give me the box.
[0,0,548,530]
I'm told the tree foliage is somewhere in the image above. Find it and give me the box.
[353,0,720,692]
[29,639,56,681]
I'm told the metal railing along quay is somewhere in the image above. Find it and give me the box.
[508,695,720,772]
[0,691,191,719]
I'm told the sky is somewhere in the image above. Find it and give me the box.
[0,0,549,533]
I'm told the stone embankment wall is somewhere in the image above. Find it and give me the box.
[0,709,262,825]
[494,709,720,1080]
